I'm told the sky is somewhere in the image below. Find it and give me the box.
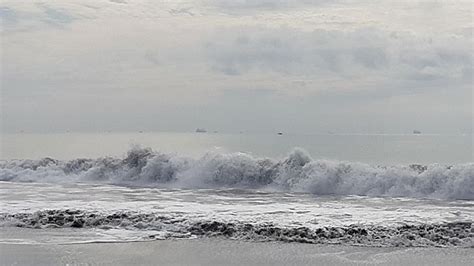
[1,0,472,134]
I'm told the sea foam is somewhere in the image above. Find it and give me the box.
[2,209,472,247]
[1,147,473,200]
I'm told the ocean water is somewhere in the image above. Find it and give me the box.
[0,132,473,247]
[2,132,473,164]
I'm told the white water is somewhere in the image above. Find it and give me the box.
[1,181,473,247]
[1,133,472,247]
[1,147,473,200]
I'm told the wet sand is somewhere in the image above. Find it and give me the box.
[1,238,473,266]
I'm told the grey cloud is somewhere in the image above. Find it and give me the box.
[207,26,472,85]
[207,27,389,75]
[0,6,18,25]
[352,47,387,69]
[209,0,339,11]
[144,51,161,65]
[1,3,78,33]
[109,0,127,4]
[397,42,473,82]
[169,7,195,16]
[38,4,76,25]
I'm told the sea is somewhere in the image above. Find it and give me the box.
[0,132,473,247]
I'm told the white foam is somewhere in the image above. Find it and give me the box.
[1,147,473,200]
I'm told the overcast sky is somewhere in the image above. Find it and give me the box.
[1,0,472,134]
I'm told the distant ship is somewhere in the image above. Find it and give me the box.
[413,130,421,134]
[195,128,207,133]
[277,132,283,135]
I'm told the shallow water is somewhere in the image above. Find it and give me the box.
[1,181,472,247]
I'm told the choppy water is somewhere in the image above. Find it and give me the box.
[0,133,473,247]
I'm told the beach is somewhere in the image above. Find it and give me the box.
[1,229,473,266]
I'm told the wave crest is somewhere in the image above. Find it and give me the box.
[1,147,473,200]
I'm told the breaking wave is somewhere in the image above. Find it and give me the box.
[1,209,472,247]
[1,147,473,200]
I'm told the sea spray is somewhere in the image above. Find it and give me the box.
[1,147,473,200]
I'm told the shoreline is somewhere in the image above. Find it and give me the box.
[1,238,473,266]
